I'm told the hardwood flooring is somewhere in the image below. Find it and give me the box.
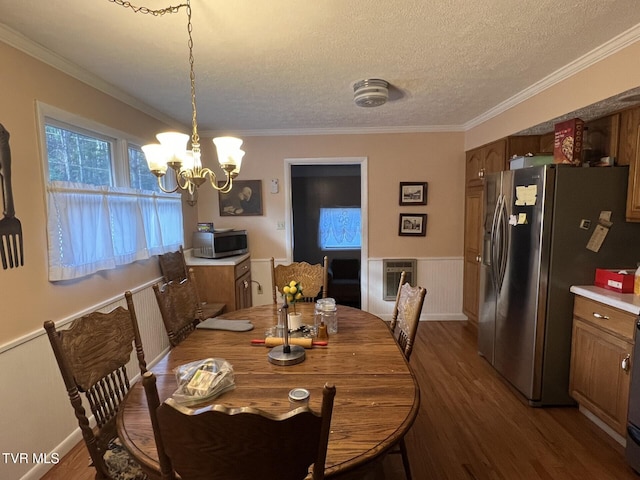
[42,321,637,480]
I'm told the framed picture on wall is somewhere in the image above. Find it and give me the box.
[218,180,263,216]
[399,182,428,205]
[399,213,427,236]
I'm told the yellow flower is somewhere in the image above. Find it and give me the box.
[282,280,303,307]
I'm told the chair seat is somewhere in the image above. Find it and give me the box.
[103,438,148,480]
[201,302,225,319]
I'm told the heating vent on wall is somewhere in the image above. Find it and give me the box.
[383,259,416,300]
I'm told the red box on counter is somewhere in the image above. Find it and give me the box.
[554,118,584,165]
[594,268,635,293]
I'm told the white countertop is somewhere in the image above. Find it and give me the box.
[570,285,640,315]
[184,250,250,267]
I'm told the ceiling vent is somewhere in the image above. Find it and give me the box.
[353,79,389,108]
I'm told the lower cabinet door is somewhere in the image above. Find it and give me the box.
[569,319,632,436]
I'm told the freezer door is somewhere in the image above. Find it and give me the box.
[494,166,551,401]
[478,172,501,362]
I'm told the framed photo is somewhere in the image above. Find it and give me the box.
[399,182,428,205]
[399,213,427,236]
[218,180,263,216]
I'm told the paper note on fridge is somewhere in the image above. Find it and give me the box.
[515,185,537,206]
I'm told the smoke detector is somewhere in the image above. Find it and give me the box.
[353,79,389,107]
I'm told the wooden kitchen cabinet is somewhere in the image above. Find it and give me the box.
[462,186,483,324]
[619,107,640,221]
[570,296,635,436]
[465,139,507,188]
[190,256,252,312]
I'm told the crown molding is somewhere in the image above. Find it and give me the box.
[4,19,639,137]
[463,23,640,131]
[202,124,465,137]
[0,22,182,129]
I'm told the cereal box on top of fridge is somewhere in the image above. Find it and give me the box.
[553,118,584,165]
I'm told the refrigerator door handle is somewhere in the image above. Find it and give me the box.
[492,194,507,292]
[489,194,502,288]
[497,193,509,291]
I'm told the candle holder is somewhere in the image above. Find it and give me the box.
[268,301,306,366]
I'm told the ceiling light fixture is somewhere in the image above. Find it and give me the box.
[111,0,244,194]
[353,79,389,108]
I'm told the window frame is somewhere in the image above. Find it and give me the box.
[36,102,183,281]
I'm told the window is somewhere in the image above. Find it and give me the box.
[46,123,114,186]
[129,144,161,192]
[38,103,183,281]
[318,207,361,249]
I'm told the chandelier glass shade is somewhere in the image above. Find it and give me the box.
[142,133,244,194]
[110,0,245,195]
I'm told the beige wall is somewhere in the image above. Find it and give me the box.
[0,40,466,348]
[3,34,638,346]
[0,42,177,344]
[194,133,465,260]
[466,41,640,149]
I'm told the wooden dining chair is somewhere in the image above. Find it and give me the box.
[153,271,207,347]
[44,291,148,480]
[142,371,336,480]
[388,271,427,480]
[158,246,189,283]
[158,247,224,319]
[270,256,329,304]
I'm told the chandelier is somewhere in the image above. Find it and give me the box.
[111,0,244,194]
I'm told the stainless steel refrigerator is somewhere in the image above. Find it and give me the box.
[478,164,640,406]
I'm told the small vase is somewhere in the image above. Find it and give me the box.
[288,312,303,330]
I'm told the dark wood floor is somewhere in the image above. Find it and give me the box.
[42,321,638,479]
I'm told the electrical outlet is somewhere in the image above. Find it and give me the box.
[257,284,263,294]
[277,221,285,230]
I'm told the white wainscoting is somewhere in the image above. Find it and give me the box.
[248,257,466,321]
[0,281,170,480]
[367,257,466,321]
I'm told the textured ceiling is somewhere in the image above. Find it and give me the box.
[1,0,640,135]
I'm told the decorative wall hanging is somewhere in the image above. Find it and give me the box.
[399,182,427,205]
[399,213,427,236]
[218,180,263,216]
[0,123,24,269]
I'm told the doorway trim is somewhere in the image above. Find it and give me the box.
[284,157,368,310]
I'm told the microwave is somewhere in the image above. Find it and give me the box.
[192,230,248,259]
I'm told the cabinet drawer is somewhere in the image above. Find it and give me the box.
[235,258,251,279]
[573,296,635,341]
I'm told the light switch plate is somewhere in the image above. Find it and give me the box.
[270,178,279,193]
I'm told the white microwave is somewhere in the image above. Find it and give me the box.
[192,230,248,259]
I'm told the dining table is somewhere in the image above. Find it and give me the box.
[116,302,420,479]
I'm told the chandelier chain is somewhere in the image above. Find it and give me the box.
[107,0,187,16]
[110,0,241,197]
[186,0,199,148]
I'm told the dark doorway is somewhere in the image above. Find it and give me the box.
[291,164,361,308]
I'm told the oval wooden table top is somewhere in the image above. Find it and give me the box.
[117,303,420,479]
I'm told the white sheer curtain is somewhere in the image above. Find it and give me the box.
[47,181,183,281]
[318,207,362,249]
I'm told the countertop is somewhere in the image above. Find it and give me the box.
[570,285,640,315]
[184,250,250,267]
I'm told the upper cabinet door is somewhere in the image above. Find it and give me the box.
[466,139,507,188]
[484,139,506,175]
[466,148,484,187]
